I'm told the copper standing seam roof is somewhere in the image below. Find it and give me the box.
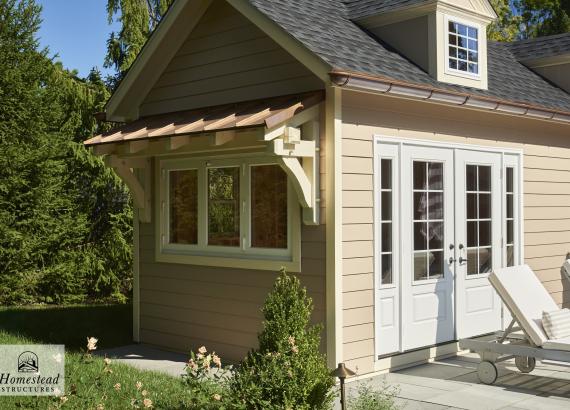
[84,91,324,146]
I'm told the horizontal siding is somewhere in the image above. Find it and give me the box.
[340,91,570,374]
[139,1,321,116]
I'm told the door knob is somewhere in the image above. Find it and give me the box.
[458,244,464,250]
[459,256,468,264]
[448,257,456,264]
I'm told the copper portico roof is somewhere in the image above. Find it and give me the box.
[85,91,324,146]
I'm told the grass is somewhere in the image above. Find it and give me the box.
[0,304,194,409]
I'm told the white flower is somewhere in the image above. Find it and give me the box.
[198,346,207,355]
[52,353,63,363]
[142,390,148,397]
[212,354,222,368]
[136,381,143,390]
[143,398,153,408]
[60,395,68,403]
[104,357,112,366]
[288,336,295,347]
[291,345,299,354]
[87,337,98,351]
[114,383,121,391]
[96,404,104,410]
[213,394,221,401]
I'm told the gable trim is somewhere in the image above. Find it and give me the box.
[105,0,329,123]
[225,0,330,81]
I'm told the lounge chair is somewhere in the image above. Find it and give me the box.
[459,264,570,384]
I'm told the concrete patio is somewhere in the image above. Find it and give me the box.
[97,345,570,409]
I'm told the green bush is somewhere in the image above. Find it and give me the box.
[231,269,335,409]
[348,381,400,410]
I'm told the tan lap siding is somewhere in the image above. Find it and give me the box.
[139,221,326,363]
[340,90,570,374]
[139,1,322,117]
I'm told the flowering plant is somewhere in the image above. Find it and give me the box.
[183,346,241,409]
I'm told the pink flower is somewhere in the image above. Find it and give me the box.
[143,398,153,408]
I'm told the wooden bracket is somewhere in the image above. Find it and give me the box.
[105,156,152,223]
[272,116,320,225]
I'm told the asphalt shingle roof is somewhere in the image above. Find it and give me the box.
[343,0,429,19]
[247,0,570,113]
[506,33,570,61]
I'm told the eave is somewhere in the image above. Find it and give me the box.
[330,70,570,124]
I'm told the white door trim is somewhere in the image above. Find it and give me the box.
[373,135,524,362]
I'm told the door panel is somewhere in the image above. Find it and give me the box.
[401,146,455,351]
[455,151,502,338]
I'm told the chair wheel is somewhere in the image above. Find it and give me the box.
[515,356,536,373]
[478,361,498,385]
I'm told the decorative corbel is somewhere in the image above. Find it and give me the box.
[105,156,152,223]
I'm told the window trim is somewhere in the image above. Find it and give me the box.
[155,155,301,272]
[444,15,482,81]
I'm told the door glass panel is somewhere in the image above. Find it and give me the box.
[380,159,394,285]
[465,164,493,275]
[413,161,445,281]
[505,167,515,267]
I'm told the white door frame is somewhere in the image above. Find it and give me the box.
[373,136,523,361]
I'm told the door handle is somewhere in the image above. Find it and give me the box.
[459,256,468,264]
[448,257,456,264]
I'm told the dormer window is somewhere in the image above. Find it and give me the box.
[447,19,480,77]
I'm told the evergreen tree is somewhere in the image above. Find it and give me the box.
[0,0,132,304]
[104,0,174,80]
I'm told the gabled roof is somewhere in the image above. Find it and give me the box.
[506,33,570,61]
[248,0,570,113]
[105,0,570,122]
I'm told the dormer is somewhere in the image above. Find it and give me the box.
[349,0,497,90]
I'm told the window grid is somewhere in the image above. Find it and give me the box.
[448,21,479,75]
[380,159,393,286]
[413,161,444,281]
[466,165,492,275]
[506,167,515,267]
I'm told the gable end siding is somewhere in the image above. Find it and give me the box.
[139,1,323,117]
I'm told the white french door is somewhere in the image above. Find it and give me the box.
[375,139,522,357]
[455,151,502,339]
[401,146,455,351]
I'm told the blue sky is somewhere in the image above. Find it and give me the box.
[37,0,120,78]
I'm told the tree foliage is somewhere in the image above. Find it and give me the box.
[0,0,132,305]
[488,0,522,41]
[516,0,570,38]
[104,0,174,79]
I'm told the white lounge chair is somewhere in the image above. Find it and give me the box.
[459,264,570,384]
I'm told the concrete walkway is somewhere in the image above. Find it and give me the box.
[344,352,570,410]
[96,344,188,377]
[97,345,570,409]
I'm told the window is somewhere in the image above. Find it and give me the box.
[380,159,393,285]
[208,167,240,247]
[169,169,198,244]
[447,20,479,75]
[413,161,445,281]
[159,158,299,269]
[505,167,515,267]
[251,165,288,249]
[466,165,492,275]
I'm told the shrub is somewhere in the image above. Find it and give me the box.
[348,381,400,410]
[231,269,335,409]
